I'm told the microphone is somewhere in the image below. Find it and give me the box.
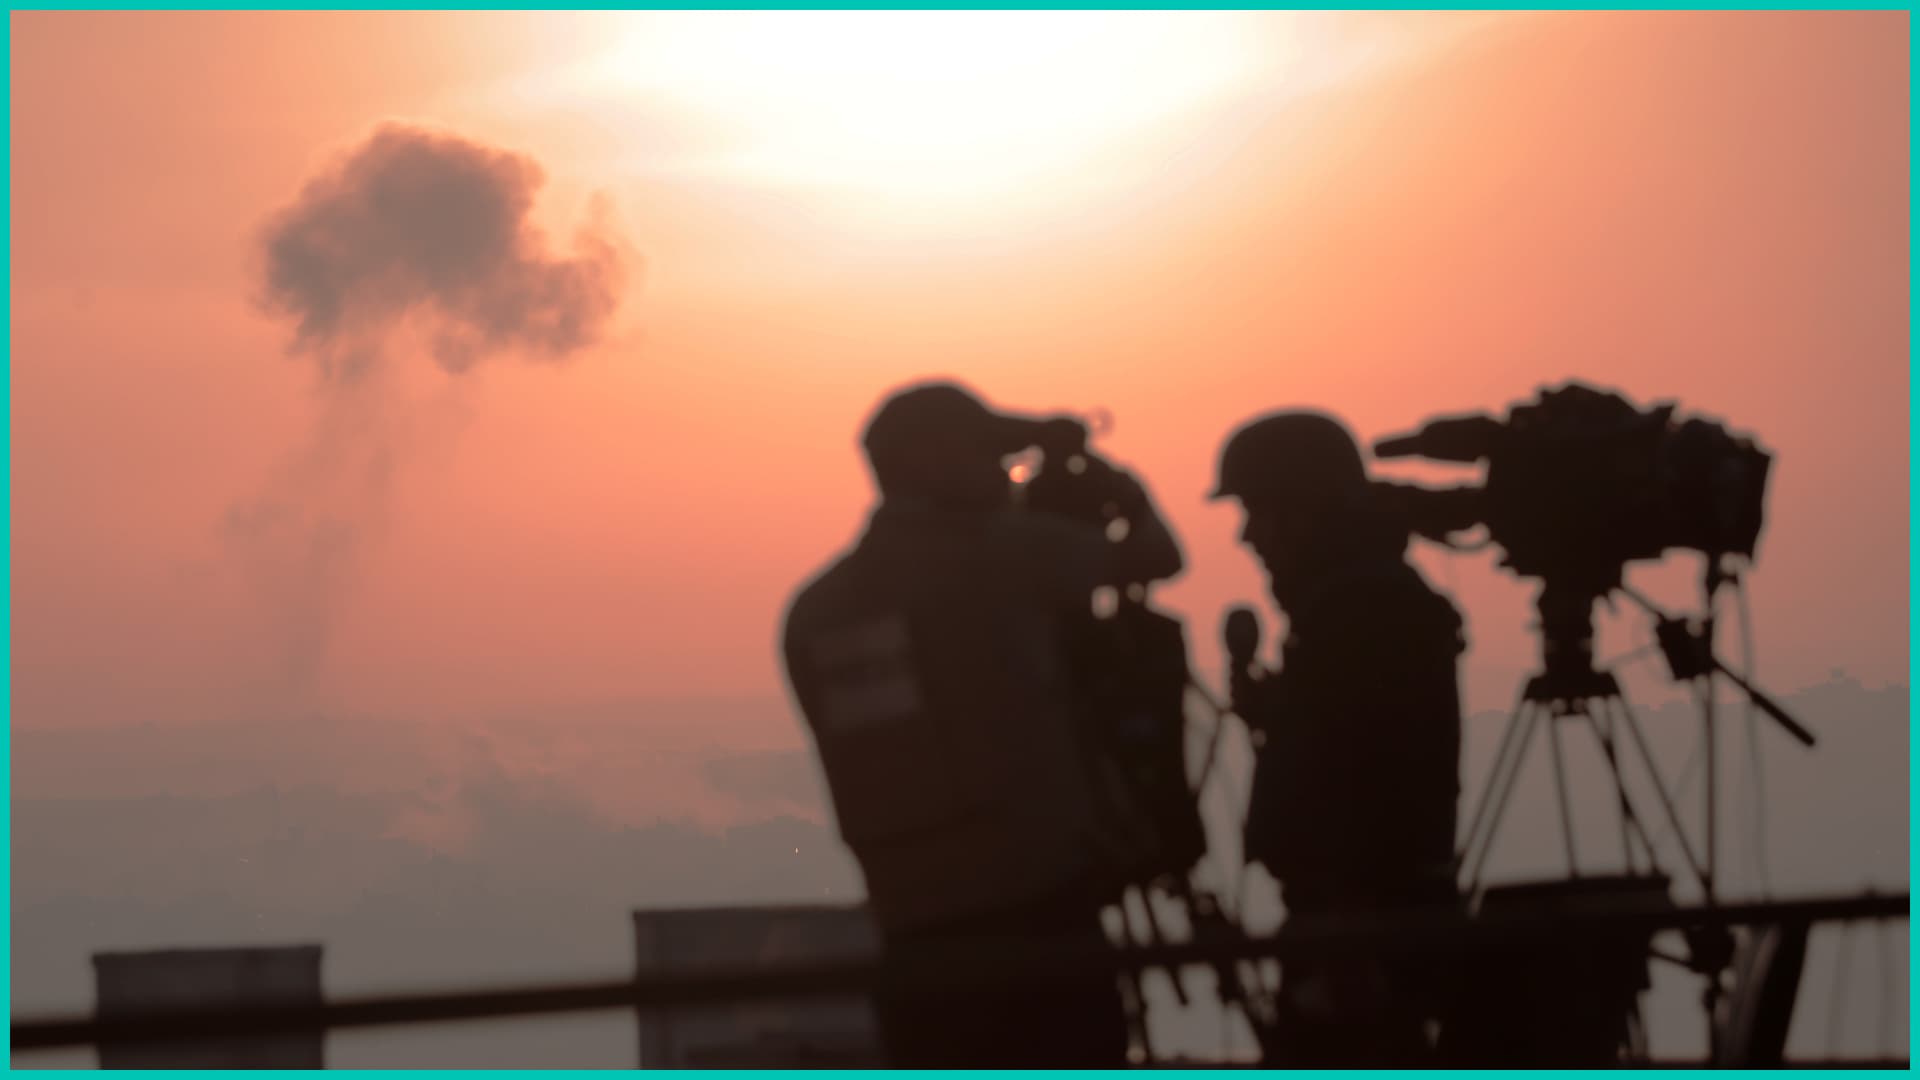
[1223,606,1262,716]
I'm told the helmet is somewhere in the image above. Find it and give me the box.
[1209,410,1369,507]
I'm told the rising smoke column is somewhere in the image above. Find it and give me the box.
[235,123,632,706]
[258,123,627,381]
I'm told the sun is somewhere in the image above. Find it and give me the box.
[542,12,1274,209]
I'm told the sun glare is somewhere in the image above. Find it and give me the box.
[549,12,1274,207]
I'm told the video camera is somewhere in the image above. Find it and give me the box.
[1016,414,1283,1054]
[1011,417,1209,889]
[1371,381,1773,691]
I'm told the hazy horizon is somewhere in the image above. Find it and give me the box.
[12,673,1909,1066]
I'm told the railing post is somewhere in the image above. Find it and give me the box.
[632,904,884,1067]
[91,945,325,1068]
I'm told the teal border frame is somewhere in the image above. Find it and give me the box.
[1,6,1911,1077]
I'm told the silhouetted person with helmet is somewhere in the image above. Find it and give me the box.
[1210,409,1466,1067]
[780,379,1184,1068]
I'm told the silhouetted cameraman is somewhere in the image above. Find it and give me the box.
[780,379,1183,1067]
[1210,410,1466,1067]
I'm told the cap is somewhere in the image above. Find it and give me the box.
[860,380,1059,498]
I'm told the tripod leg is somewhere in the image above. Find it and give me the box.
[1608,695,1709,890]
[1700,676,1718,899]
[1112,886,1166,1062]
[1136,888,1190,1006]
[1583,706,1657,873]
[1113,964,1153,1065]
[1175,882,1283,1064]
[1463,700,1542,894]
[1457,689,1532,875]
[1548,710,1580,877]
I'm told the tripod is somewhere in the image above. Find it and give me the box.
[1457,666,1704,900]
[1451,577,1817,1062]
[1103,666,1288,1065]
[1457,579,1814,903]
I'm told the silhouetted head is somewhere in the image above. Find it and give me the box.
[861,380,1043,508]
[1211,410,1398,599]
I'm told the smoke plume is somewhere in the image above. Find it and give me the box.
[234,123,634,706]
[258,122,627,379]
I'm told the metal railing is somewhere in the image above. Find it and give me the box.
[11,889,1907,1060]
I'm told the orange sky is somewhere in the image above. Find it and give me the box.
[10,11,1909,743]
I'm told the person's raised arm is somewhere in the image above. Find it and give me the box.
[1100,463,1184,586]
[1006,456,1185,615]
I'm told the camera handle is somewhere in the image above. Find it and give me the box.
[1613,583,1814,749]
